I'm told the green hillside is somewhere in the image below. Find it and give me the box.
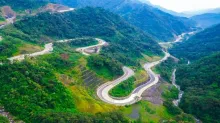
[50,0,196,42]
[0,7,166,122]
[191,13,220,28]
[0,0,48,11]
[170,24,220,61]
[0,59,128,122]
[0,1,210,123]
[176,53,220,123]
[114,2,196,42]
[12,7,162,66]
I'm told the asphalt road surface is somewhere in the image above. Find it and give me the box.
[97,51,170,106]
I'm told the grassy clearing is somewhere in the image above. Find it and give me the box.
[140,53,162,65]
[68,85,117,114]
[109,68,148,97]
[87,62,116,80]
[50,44,118,114]
[87,55,123,81]
[134,69,149,86]
[0,115,9,123]
[109,77,136,97]
[122,101,173,123]
[15,43,43,55]
[0,15,5,23]
[153,57,177,82]
[161,85,179,101]
[67,38,98,48]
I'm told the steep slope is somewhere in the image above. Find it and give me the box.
[191,13,220,28]
[170,23,220,61]
[50,0,196,42]
[0,56,129,122]
[13,7,162,66]
[182,7,220,17]
[0,0,48,11]
[176,53,220,123]
[0,0,74,28]
[113,2,195,42]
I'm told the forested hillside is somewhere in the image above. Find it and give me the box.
[0,59,129,122]
[191,13,220,28]
[1,1,214,123]
[50,0,196,42]
[13,7,162,66]
[170,23,220,61]
[113,2,195,42]
[0,0,48,11]
[176,53,220,123]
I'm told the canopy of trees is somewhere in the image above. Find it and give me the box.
[0,0,48,11]
[170,24,220,61]
[14,7,162,66]
[176,53,220,123]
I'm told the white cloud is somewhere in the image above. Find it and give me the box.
[147,0,220,12]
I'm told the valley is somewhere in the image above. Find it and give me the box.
[0,0,219,123]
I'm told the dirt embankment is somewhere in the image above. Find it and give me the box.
[40,3,71,13]
[0,6,16,26]
[1,6,16,19]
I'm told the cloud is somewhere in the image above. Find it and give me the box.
[147,0,220,12]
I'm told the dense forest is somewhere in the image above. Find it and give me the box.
[0,0,48,11]
[170,24,220,61]
[88,55,123,80]
[176,53,220,123]
[13,7,162,66]
[114,2,195,42]
[109,77,136,97]
[0,60,76,122]
[0,57,129,122]
[154,57,177,82]
[1,0,219,122]
[50,0,196,42]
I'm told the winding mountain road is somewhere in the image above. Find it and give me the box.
[57,8,75,13]
[7,38,107,62]
[8,43,53,62]
[159,31,197,45]
[5,36,170,106]
[97,51,170,106]
[75,38,107,55]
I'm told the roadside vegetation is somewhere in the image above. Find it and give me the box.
[0,15,5,22]
[87,55,123,80]
[122,101,195,123]
[153,57,178,82]
[0,115,9,123]
[109,77,136,97]
[66,38,98,48]
[0,53,129,122]
[14,7,162,66]
[0,60,76,122]
[0,3,206,123]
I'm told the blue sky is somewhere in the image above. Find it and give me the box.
[146,0,220,12]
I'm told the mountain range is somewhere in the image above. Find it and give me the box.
[50,0,196,42]
[170,23,220,61]
[0,0,219,123]
[182,7,220,17]
[176,53,220,123]
[191,13,220,28]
